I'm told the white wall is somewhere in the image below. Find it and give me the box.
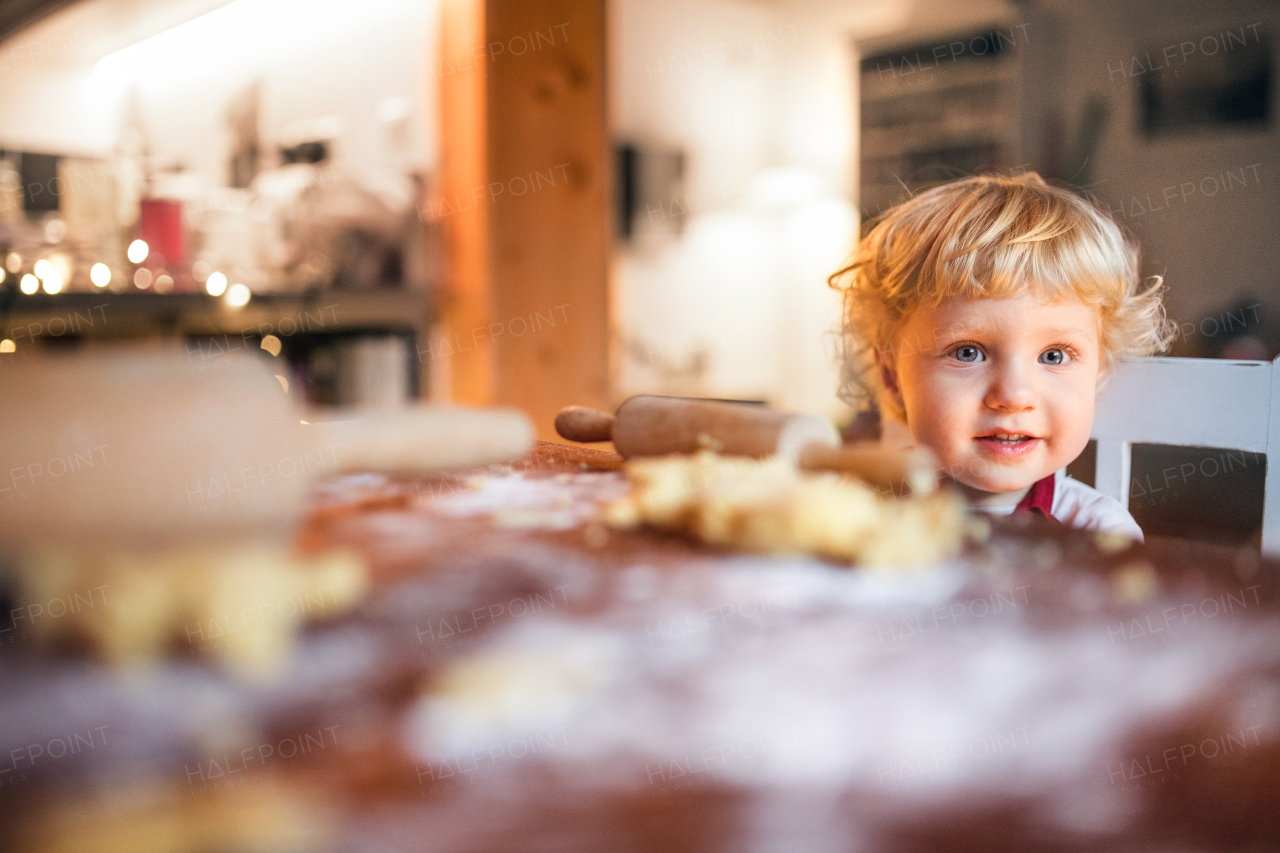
[610,0,890,420]
[608,0,1027,419]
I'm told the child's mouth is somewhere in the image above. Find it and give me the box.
[975,432,1039,457]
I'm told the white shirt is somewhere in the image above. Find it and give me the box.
[975,469,1144,542]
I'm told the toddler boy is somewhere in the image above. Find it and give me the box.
[831,173,1175,539]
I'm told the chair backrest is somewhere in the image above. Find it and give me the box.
[1092,356,1280,555]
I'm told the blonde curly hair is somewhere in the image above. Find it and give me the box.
[828,172,1177,424]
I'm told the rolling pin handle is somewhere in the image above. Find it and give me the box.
[799,442,940,497]
[555,406,616,443]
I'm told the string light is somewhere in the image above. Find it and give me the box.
[127,239,149,263]
[19,274,38,294]
[90,263,111,287]
[226,282,251,307]
[41,269,64,294]
[205,271,227,296]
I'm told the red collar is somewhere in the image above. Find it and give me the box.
[1014,473,1058,522]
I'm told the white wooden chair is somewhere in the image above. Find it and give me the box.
[1092,356,1280,556]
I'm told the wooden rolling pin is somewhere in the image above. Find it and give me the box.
[0,347,533,551]
[555,395,937,495]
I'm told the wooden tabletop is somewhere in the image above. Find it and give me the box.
[3,442,1280,852]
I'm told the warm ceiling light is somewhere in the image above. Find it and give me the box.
[33,259,53,279]
[205,271,227,296]
[19,274,38,294]
[127,239,149,263]
[41,269,64,294]
[90,263,111,287]
[260,334,282,356]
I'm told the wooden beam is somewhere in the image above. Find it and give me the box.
[435,0,493,406]
[435,0,610,439]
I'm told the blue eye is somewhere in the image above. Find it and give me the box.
[1040,348,1067,365]
[953,345,983,363]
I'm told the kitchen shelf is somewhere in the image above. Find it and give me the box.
[0,289,428,343]
[857,24,1026,221]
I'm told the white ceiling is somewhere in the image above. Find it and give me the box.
[1,0,236,66]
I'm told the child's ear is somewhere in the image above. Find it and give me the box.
[875,347,905,413]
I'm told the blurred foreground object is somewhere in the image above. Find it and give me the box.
[10,774,333,853]
[311,405,533,474]
[0,347,532,671]
[0,349,309,549]
[16,544,364,677]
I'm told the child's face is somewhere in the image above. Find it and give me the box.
[882,294,1101,498]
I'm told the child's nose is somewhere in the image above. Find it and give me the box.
[983,364,1035,412]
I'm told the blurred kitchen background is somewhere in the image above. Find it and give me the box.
[0,0,1276,540]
